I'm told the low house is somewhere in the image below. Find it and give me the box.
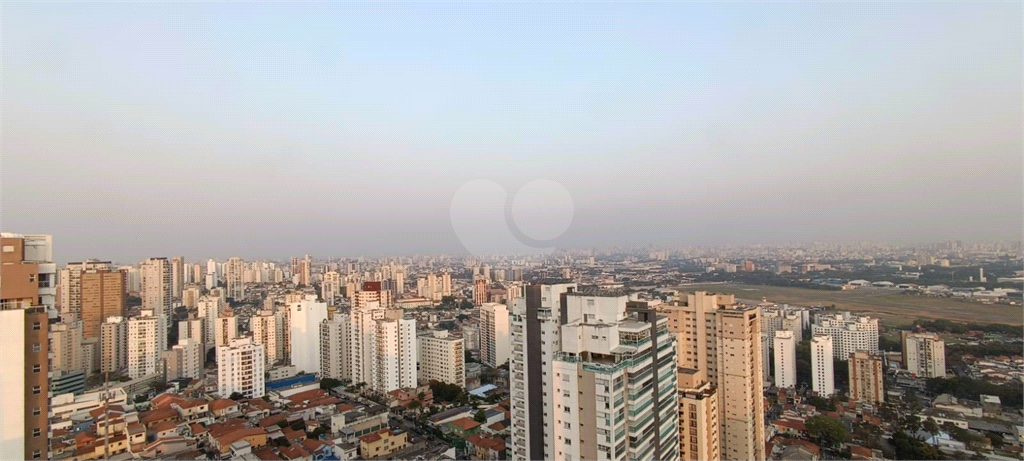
[278,444,312,460]
[358,428,407,459]
[446,417,482,437]
[466,433,507,460]
[210,398,240,418]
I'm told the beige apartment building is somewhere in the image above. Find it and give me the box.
[660,291,765,461]
[0,234,54,460]
[80,269,126,339]
[849,350,885,405]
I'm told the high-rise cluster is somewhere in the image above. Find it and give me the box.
[510,283,680,461]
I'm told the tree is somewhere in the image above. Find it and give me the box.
[465,350,476,363]
[922,417,940,437]
[229,392,245,401]
[408,400,422,412]
[459,300,473,310]
[320,378,342,390]
[805,415,849,448]
[474,409,487,423]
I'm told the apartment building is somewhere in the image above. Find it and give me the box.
[127,310,160,379]
[479,303,510,367]
[418,330,465,387]
[812,312,879,359]
[0,233,54,460]
[811,334,835,397]
[510,283,680,461]
[902,331,946,378]
[290,295,328,375]
[251,310,280,366]
[774,330,796,389]
[100,316,128,374]
[140,257,172,353]
[659,291,766,461]
[217,337,266,399]
[320,315,350,381]
[849,351,885,405]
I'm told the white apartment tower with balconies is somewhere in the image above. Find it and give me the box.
[217,337,265,399]
[417,329,464,387]
[774,330,796,389]
[479,303,510,367]
[127,310,160,379]
[510,283,680,461]
[812,312,879,359]
[811,334,835,397]
[289,295,328,375]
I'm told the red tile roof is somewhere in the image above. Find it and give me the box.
[449,417,481,431]
[210,398,238,412]
[278,444,311,460]
[253,446,283,460]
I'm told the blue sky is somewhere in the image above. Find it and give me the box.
[2,2,1021,262]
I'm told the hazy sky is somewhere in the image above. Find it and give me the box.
[2,2,1021,264]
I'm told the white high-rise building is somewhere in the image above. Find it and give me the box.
[171,257,185,300]
[374,313,418,393]
[215,310,238,348]
[348,304,383,387]
[167,338,204,380]
[346,304,418,393]
[417,329,464,387]
[441,272,452,297]
[178,317,205,351]
[101,316,128,373]
[812,312,878,359]
[140,258,172,353]
[197,295,222,353]
[205,259,219,290]
[774,330,796,389]
[224,257,246,300]
[902,331,946,378]
[322,271,341,306]
[251,310,280,366]
[811,334,835,397]
[478,303,510,367]
[510,284,680,461]
[127,310,160,379]
[289,295,328,375]
[217,337,266,399]
[320,316,350,380]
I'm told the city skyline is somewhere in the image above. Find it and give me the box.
[3,2,1021,263]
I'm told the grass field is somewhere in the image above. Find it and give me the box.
[677,283,1022,326]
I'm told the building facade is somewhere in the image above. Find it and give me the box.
[810,334,835,397]
[902,331,946,378]
[812,313,879,359]
[849,351,885,405]
[774,330,796,389]
[659,291,766,461]
[217,337,266,399]
[417,330,465,387]
[479,303,510,368]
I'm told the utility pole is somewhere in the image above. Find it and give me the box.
[103,371,110,460]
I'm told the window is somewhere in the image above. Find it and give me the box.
[29,274,36,283]
[32,364,40,373]
[32,451,41,459]
[564,422,571,429]
[32,408,40,416]
[32,386,40,394]
[32,322,41,331]
[33,428,41,437]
